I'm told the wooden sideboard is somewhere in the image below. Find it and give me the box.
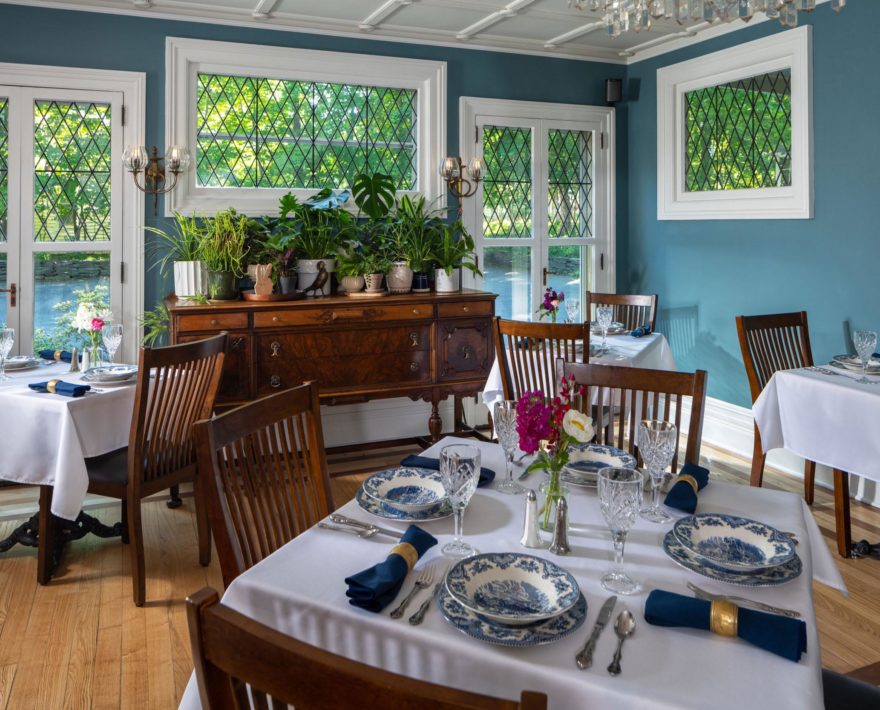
[167,289,497,441]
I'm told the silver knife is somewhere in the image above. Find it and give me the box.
[329,513,401,538]
[575,595,617,670]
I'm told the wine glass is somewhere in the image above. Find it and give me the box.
[597,305,613,352]
[439,444,481,557]
[565,298,580,324]
[0,328,13,381]
[638,420,677,523]
[493,401,525,495]
[853,330,877,383]
[102,322,124,363]
[598,467,643,595]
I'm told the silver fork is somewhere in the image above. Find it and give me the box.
[390,565,434,619]
[317,522,380,538]
[687,582,801,618]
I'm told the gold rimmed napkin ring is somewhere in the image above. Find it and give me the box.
[53,350,63,361]
[390,542,419,571]
[46,379,60,394]
[709,599,739,637]
[676,474,700,494]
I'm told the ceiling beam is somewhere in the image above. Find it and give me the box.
[618,20,712,57]
[456,0,538,40]
[131,0,152,8]
[359,0,415,32]
[544,20,604,48]
[252,0,281,19]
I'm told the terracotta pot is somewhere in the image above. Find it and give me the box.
[364,273,385,292]
[434,267,460,293]
[386,261,413,294]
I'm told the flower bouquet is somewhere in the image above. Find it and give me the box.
[73,302,110,366]
[516,374,594,529]
[536,287,564,323]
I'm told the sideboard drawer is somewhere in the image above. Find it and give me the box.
[257,326,430,360]
[438,320,492,382]
[437,300,493,319]
[178,312,248,332]
[254,303,433,328]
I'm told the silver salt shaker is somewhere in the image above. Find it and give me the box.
[68,346,80,373]
[548,497,571,555]
[81,348,91,373]
[520,489,545,548]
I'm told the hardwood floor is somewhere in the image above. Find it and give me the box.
[0,442,877,709]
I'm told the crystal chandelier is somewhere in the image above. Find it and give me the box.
[569,1,845,38]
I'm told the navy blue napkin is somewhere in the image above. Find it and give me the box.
[630,323,652,338]
[344,525,437,613]
[38,349,78,363]
[645,589,807,662]
[28,380,91,397]
[664,462,710,514]
[399,454,496,487]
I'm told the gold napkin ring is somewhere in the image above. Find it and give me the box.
[677,474,699,494]
[390,542,418,571]
[53,350,62,361]
[46,379,60,394]
[710,599,738,637]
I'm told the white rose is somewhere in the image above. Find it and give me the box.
[563,409,594,443]
[72,303,93,331]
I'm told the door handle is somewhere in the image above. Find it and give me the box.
[0,283,15,308]
[542,268,559,287]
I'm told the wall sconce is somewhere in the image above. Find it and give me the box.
[122,145,191,215]
[440,156,484,213]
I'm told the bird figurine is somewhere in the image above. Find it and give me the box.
[302,260,329,296]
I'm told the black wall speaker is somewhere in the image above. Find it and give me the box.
[605,78,623,105]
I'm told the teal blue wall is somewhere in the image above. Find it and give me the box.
[0,3,626,314]
[625,1,879,407]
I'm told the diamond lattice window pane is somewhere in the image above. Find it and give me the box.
[548,129,593,238]
[0,98,7,243]
[196,73,417,191]
[33,100,112,242]
[685,69,792,192]
[482,125,532,239]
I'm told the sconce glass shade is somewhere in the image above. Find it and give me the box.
[166,145,191,172]
[468,157,484,181]
[440,156,460,180]
[122,145,149,172]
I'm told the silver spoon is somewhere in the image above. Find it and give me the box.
[607,610,635,676]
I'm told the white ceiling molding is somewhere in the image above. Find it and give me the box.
[544,20,604,49]
[251,0,279,20]
[359,0,413,32]
[456,0,537,41]
[131,0,151,7]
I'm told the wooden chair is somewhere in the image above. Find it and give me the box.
[193,382,334,588]
[85,333,226,606]
[585,291,658,331]
[559,361,708,473]
[735,312,817,504]
[186,587,549,710]
[493,317,590,402]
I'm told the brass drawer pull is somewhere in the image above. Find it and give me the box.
[270,341,281,357]
[270,375,281,388]
[409,362,419,372]
[272,316,280,323]
[210,318,218,326]
[412,308,420,315]
[462,306,470,313]
[231,337,244,351]
[409,332,419,347]
[461,345,473,360]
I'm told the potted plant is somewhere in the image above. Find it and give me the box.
[336,241,367,293]
[261,230,298,294]
[351,172,396,294]
[389,195,442,294]
[146,212,206,299]
[432,218,481,293]
[243,216,271,287]
[198,208,248,300]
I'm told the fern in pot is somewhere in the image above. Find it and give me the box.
[390,195,443,294]
[198,208,248,300]
[432,219,481,293]
[146,212,207,299]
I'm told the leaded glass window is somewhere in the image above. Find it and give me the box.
[0,98,7,243]
[482,125,532,239]
[549,129,592,238]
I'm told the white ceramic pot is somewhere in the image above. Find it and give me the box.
[340,275,365,293]
[173,260,207,299]
[364,273,385,292]
[386,261,413,294]
[434,267,460,293]
[297,258,335,297]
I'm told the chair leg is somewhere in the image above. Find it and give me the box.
[803,460,816,506]
[833,469,852,559]
[195,477,211,567]
[37,485,56,585]
[120,500,129,544]
[128,498,146,606]
[167,485,183,509]
[750,425,767,488]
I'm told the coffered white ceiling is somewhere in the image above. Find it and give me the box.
[6,0,792,63]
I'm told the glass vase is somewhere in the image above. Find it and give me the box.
[538,472,570,532]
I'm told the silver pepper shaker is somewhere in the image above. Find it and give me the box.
[81,348,91,373]
[520,489,545,548]
[68,346,80,373]
[548,497,571,555]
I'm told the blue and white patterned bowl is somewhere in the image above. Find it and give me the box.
[663,530,802,587]
[445,553,580,626]
[673,513,797,571]
[437,585,587,647]
[362,467,448,513]
[562,443,638,487]
[355,487,452,522]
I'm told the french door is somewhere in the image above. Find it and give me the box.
[460,98,615,321]
[0,85,124,356]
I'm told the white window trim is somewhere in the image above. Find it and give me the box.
[165,37,446,217]
[0,62,145,362]
[657,26,812,221]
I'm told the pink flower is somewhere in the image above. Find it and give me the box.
[515,391,553,454]
[90,317,104,332]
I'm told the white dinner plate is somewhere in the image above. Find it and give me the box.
[81,365,138,383]
[3,356,41,371]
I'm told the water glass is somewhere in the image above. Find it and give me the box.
[853,330,877,383]
[102,322,124,363]
[493,401,525,495]
[597,305,613,351]
[598,467,643,595]
[638,420,677,523]
[439,444,481,557]
[0,328,13,381]
[565,298,580,323]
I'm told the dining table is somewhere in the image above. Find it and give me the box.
[753,363,880,557]
[179,435,845,710]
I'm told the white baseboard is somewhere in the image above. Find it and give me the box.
[319,398,454,448]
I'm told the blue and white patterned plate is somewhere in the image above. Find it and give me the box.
[355,486,452,521]
[445,553,580,626]
[673,513,797,571]
[362,467,448,512]
[662,530,802,587]
[562,443,638,487]
[437,585,587,647]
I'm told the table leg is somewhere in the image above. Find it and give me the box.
[37,485,56,584]
[167,485,183,509]
[429,399,442,443]
[833,469,852,558]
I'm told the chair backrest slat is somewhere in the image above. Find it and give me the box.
[736,312,813,403]
[585,291,658,331]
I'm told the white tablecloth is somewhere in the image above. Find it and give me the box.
[753,368,880,485]
[0,362,135,519]
[180,436,844,710]
[481,333,677,407]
